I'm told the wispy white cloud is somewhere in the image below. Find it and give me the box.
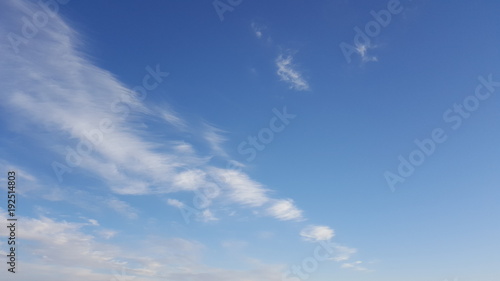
[167,198,218,223]
[106,198,139,219]
[1,0,200,197]
[209,168,270,207]
[0,159,41,195]
[0,211,121,271]
[166,198,185,208]
[155,105,188,131]
[341,260,369,271]
[0,209,284,280]
[300,225,335,242]
[97,229,118,239]
[276,53,310,91]
[266,199,304,221]
[202,122,228,158]
[172,169,208,191]
[200,209,219,222]
[329,244,357,262]
[87,218,99,226]
[166,168,306,222]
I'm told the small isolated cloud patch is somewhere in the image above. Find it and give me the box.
[341,260,368,271]
[300,225,334,242]
[276,53,310,91]
[266,199,303,221]
[166,198,185,208]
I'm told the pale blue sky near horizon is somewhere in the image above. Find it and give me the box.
[1,0,500,280]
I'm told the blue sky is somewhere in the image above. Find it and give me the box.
[1,0,500,280]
